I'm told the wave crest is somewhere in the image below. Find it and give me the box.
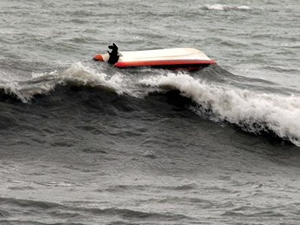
[0,62,131,103]
[140,73,300,146]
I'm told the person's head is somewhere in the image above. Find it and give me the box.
[108,43,118,50]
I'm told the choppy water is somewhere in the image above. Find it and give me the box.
[1,0,300,224]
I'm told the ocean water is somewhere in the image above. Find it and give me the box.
[1,0,300,224]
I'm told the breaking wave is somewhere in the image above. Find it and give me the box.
[1,62,300,146]
[0,62,134,103]
[140,73,300,146]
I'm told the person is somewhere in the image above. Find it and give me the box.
[107,43,119,64]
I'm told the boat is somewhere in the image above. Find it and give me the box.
[93,45,216,71]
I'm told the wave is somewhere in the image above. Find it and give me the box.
[0,62,133,103]
[139,73,300,146]
[0,197,193,224]
[1,62,300,146]
[201,4,251,11]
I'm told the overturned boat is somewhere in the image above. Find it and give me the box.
[93,45,216,71]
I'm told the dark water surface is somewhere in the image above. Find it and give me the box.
[1,0,300,224]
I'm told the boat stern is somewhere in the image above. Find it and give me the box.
[93,53,109,62]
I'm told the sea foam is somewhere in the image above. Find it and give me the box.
[201,4,251,11]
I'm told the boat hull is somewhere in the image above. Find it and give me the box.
[93,48,216,71]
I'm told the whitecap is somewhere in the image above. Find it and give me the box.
[201,4,251,11]
[139,73,300,146]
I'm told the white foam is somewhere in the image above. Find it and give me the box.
[202,4,251,11]
[59,62,137,96]
[31,70,59,79]
[237,6,251,11]
[204,4,225,11]
[0,81,29,103]
[139,73,300,146]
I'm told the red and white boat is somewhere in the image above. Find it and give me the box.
[93,48,216,71]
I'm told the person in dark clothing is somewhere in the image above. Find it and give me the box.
[107,43,119,64]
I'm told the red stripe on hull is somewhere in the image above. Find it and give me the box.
[114,59,216,68]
